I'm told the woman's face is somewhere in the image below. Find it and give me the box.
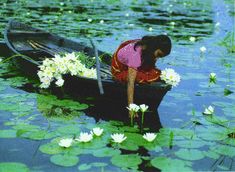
[154,49,164,59]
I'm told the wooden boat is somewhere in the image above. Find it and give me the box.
[2,20,171,108]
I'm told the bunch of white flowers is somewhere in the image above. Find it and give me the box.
[37,52,97,88]
[160,68,181,87]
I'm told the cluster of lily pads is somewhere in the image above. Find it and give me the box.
[37,52,96,88]
[0,65,234,171]
[58,127,157,148]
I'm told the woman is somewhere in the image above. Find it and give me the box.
[111,35,172,113]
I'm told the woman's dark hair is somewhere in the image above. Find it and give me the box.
[134,35,172,69]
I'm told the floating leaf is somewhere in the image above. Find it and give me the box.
[203,150,220,159]
[50,154,79,167]
[78,163,92,171]
[211,145,235,158]
[0,162,30,172]
[175,148,205,161]
[151,157,193,172]
[111,154,142,169]
[224,138,235,146]
[39,142,64,155]
[175,140,208,148]
[56,125,80,135]
[0,129,16,138]
[197,126,228,141]
[13,123,40,131]
[92,147,121,157]
[21,130,54,140]
[224,88,233,96]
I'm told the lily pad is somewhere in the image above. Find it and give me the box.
[211,145,235,158]
[111,154,142,169]
[21,130,55,140]
[203,150,220,159]
[92,147,121,157]
[91,162,108,167]
[0,162,30,172]
[50,154,79,167]
[175,148,205,161]
[151,157,193,172]
[78,163,92,171]
[56,125,80,135]
[175,140,208,148]
[39,142,64,155]
[0,129,16,138]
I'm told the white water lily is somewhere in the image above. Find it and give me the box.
[100,20,104,24]
[209,72,216,83]
[38,52,97,88]
[215,22,220,27]
[111,133,127,143]
[58,138,73,148]
[209,72,216,79]
[127,103,140,112]
[0,58,2,63]
[148,27,153,31]
[125,13,129,17]
[55,78,64,87]
[92,127,104,136]
[200,46,207,53]
[160,68,181,87]
[203,106,214,115]
[143,133,157,142]
[189,37,196,42]
[139,104,149,112]
[75,132,93,143]
[88,18,92,22]
[170,21,175,26]
[209,73,216,78]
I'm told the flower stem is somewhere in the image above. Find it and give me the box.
[130,111,134,126]
[141,112,145,126]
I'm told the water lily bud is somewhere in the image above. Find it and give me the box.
[139,104,149,112]
[209,72,216,83]
[203,106,214,115]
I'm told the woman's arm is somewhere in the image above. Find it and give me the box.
[127,67,137,105]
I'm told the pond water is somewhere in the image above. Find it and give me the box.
[0,0,234,171]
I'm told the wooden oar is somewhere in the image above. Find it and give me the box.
[28,40,57,56]
[89,38,104,95]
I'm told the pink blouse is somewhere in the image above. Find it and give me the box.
[117,41,142,70]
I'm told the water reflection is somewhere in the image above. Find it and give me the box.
[84,96,163,132]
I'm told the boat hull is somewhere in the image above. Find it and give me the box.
[2,20,171,108]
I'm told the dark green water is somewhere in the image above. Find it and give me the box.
[0,0,234,171]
